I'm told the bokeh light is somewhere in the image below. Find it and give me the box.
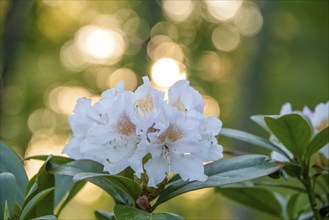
[27,108,57,133]
[25,130,68,178]
[46,86,95,115]
[205,0,243,22]
[151,58,187,88]
[234,2,263,37]
[75,25,126,64]
[212,25,240,52]
[203,96,220,117]
[74,182,104,204]
[196,52,231,81]
[108,68,138,91]
[162,0,194,22]
[147,35,184,62]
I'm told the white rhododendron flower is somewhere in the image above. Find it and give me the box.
[271,101,329,161]
[64,77,224,187]
[304,101,329,158]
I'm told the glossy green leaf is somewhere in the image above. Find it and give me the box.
[265,114,312,159]
[283,162,302,177]
[307,127,329,157]
[24,155,74,165]
[0,142,28,206]
[95,210,116,220]
[217,187,283,217]
[74,172,141,201]
[0,172,16,219]
[4,201,10,220]
[73,173,136,206]
[220,128,291,159]
[54,175,74,206]
[49,159,105,176]
[154,155,283,207]
[56,180,86,216]
[113,205,184,220]
[19,188,54,220]
[250,115,275,132]
[36,157,55,217]
[287,193,301,220]
[22,156,55,219]
[31,215,57,220]
[25,155,78,209]
[50,160,139,206]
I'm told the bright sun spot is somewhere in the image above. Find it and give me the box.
[75,25,125,64]
[151,58,186,88]
[84,29,116,59]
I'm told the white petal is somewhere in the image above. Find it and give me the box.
[170,154,207,182]
[280,103,292,115]
[103,152,132,175]
[62,137,84,159]
[208,143,224,161]
[145,156,169,187]
[129,139,152,178]
[168,80,204,113]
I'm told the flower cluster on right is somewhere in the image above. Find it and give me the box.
[271,101,329,162]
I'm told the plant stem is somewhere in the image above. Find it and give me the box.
[301,165,322,220]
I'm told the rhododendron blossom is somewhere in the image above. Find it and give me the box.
[64,77,223,187]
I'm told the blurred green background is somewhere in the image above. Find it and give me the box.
[0,0,328,219]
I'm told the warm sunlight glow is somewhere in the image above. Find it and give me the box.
[163,0,194,22]
[205,0,243,22]
[212,25,240,52]
[75,182,104,204]
[203,96,220,117]
[25,131,68,179]
[108,68,138,91]
[151,58,186,88]
[75,25,125,64]
[234,2,263,37]
[47,86,93,115]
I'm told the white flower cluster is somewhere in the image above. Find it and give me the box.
[271,102,329,161]
[63,77,223,187]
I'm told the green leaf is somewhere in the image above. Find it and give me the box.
[22,156,55,219]
[217,187,283,217]
[283,163,302,177]
[25,155,79,210]
[0,142,28,206]
[265,114,312,159]
[54,175,74,206]
[95,210,116,220]
[24,155,74,165]
[74,172,141,201]
[250,115,273,132]
[4,201,10,220]
[73,173,136,206]
[19,188,54,220]
[287,193,301,220]
[49,159,104,176]
[307,127,329,157]
[154,155,283,207]
[31,215,57,220]
[113,205,184,220]
[220,128,291,159]
[50,160,140,206]
[56,181,86,216]
[0,172,16,218]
